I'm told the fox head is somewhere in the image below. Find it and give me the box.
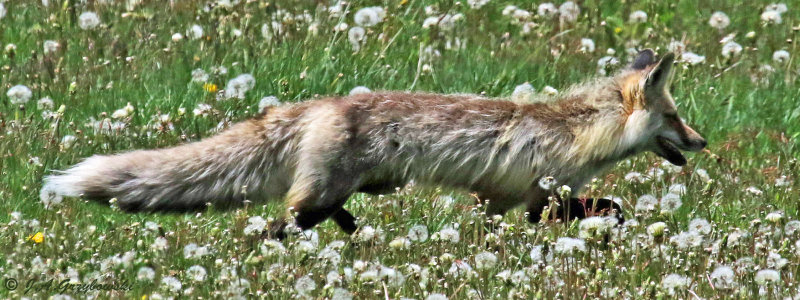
[619,49,707,166]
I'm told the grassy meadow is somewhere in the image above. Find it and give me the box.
[2,0,800,298]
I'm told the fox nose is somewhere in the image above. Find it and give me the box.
[697,139,707,149]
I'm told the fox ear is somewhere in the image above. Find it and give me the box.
[631,49,656,70]
[645,52,675,89]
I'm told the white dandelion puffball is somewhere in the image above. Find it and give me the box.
[558,1,580,23]
[667,40,686,54]
[512,82,535,102]
[37,97,55,110]
[426,293,448,300]
[554,237,586,255]
[78,12,101,30]
[160,276,182,292]
[187,24,204,40]
[332,288,352,300]
[191,69,209,83]
[348,26,366,51]
[137,267,156,282]
[7,85,33,105]
[467,0,490,9]
[761,10,782,24]
[349,86,371,95]
[294,275,316,295]
[438,227,460,243]
[659,193,682,214]
[629,10,647,23]
[474,251,498,270]
[258,96,281,112]
[754,269,780,285]
[43,40,60,54]
[187,265,207,282]
[543,86,558,96]
[681,52,706,65]
[689,218,712,235]
[710,266,736,289]
[709,11,730,29]
[243,216,267,235]
[61,135,77,149]
[354,6,385,27]
[772,50,790,64]
[537,3,558,17]
[765,3,788,14]
[171,33,183,42]
[635,194,658,213]
[661,274,689,295]
[224,74,256,99]
[408,224,429,242]
[580,38,595,53]
[39,185,63,209]
[721,41,742,58]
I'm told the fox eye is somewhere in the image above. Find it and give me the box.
[664,112,679,119]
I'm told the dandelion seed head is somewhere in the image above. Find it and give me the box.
[7,85,33,105]
[243,216,267,235]
[78,12,101,30]
[137,266,156,281]
[660,194,682,214]
[558,1,580,23]
[721,41,743,58]
[784,220,800,235]
[474,251,498,270]
[187,265,207,282]
[160,276,182,292]
[554,237,586,255]
[224,74,256,100]
[765,3,788,14]
[354,7,385,27]
[765,211,783,223]
[349,86,371,95]
[438,227,460,243]
[579,38,595,53]
[772,50,790,64]
[629,11,647,23]
[761,10,782,24]
[467,0,490,9]
[406,224,429,242]
[661,274,689,296]
[537,3,558,17]
[187,24,204,40]
[426,293,448,300]
[710,266,736,289]
[689,218,712,235]
[332,288,353,300]
[681,52,706,65]
[709,11,730,29]
[294,275,316,295]
[754,269,780,285]
[635,194,658,213]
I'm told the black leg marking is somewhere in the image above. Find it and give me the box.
[332,208,358,234]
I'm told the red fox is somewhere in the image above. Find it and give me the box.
[41,49,706,236]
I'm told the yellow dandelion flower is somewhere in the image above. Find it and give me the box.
[203,83,218,93]
[614,27,622,33]
[28,232,44,244]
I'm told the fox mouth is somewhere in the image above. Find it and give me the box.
[654,136,687,166]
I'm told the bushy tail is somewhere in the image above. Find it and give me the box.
[41,121,284,212]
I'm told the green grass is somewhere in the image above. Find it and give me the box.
[1,0,799,299]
